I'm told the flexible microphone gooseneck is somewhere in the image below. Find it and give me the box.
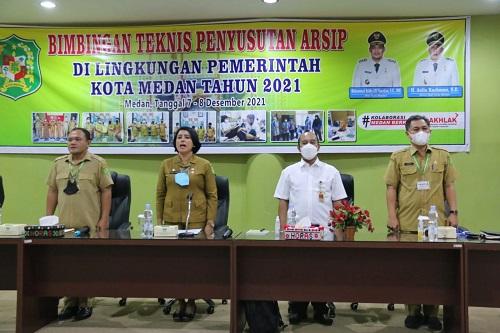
[178,192,195,238]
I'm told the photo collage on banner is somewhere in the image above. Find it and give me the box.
[32,113,79,143]
[270,111,323,142]
[126,112,169,144]
[82,112,124,143]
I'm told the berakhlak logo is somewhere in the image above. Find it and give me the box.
[0,34,42,100]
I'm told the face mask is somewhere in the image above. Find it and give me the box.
[175,172,189,187]
[410,131,430,146]
[300,143,318,161]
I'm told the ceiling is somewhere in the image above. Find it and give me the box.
[1,0,499,26]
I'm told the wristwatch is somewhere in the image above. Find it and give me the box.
[449,210,458,215]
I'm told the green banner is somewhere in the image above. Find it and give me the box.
[0,18,469,154]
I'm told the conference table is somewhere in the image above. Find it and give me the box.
[464,241,500,331]
[0,238,20,291]
[17,230,231,333]
[233,231,465,332]
[1,230,499,332]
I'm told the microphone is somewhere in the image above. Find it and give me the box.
[74,226,90,237]
[178,192,195,238]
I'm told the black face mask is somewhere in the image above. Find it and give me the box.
[63,179,79,195]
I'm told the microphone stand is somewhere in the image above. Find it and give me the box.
[178,192,195,238]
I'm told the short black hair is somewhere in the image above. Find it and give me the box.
[70,127,91,141]
[173,126,201,154]
[405,115,430,132]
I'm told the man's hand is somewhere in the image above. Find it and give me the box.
[447,213,458,227]
[96,217,109,231]
[387,216,400,232]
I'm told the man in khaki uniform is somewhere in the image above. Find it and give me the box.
[159,120,167,142]
[196,125,206,142]
[206,122,216,142]
[384,114,458,331]
[46,127,113,322]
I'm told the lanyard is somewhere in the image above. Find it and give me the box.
[68,161,85,182]
[412,153,430,175]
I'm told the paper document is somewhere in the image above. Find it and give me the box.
[480,231,500,240]
[177,228,202,235]
[246,229,269,236]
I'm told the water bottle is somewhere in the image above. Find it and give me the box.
[274,216,281,240]
[428,205,438,242]
[417,216,426,241]
[322,223,334,241]
[143,203,153,239]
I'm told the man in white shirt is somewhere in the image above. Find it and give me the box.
[413,31,459,86]
[274,131,347,326]
[352,31,401,87]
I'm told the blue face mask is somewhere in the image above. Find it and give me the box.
[175,172,189,187]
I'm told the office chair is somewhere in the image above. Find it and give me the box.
[0,176,4,209]
[328,174,394,315]
[105,171,155,307]
[340,173,354,204]
[162,175,232,315]
[109,171,131,230]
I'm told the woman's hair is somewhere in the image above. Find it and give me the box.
[173,126,201,154]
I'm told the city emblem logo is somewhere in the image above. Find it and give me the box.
[0,34,42,100]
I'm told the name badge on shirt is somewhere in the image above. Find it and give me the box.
[417,181,430,191]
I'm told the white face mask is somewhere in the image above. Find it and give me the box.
[300,143,318,161]
[410,131,430,146]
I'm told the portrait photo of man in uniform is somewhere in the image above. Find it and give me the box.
[352,31,401,87]
[413,31,459,87]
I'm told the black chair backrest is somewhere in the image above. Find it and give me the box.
[109,171,131,230]
[340,173,354,204]
[214,175,230,229]
[0,176,4,208]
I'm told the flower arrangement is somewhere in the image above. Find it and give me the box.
[330,199,374,232]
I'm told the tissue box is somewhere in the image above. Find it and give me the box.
[438,226,457,239]
[0,224,27,237]
[154,225,178,238]
[284,226,324,240]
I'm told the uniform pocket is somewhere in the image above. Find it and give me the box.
[78,173,96,192]
[400,165,417,175]
[55,172,70,181]
[431,162,445,173]
[193,199,207,210]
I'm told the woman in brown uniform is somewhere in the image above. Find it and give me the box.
[156,126,217,322]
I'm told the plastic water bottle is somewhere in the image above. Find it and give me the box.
[428,205,438,242]
[274,216,281,240]
[417,216,427,241]
[143,203,153,239]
